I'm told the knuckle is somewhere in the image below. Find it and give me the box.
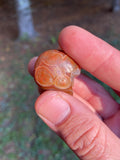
[80,125,107,159]
[63,116,106,159]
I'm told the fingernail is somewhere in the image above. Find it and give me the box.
[36,93,71,125]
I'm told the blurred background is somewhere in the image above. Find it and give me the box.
[0,0,120,160]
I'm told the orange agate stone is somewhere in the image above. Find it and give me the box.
[34,50,81,94]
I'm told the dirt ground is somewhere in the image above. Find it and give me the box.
[0,0,120,159]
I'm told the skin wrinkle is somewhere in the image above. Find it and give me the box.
[63,117,95,145]
[80,125,107,160]
[81,144,105,160]
[57,114,86,138]
[72,125,98,151]
[63,121,82,140]
[90,50,113,75]
[89,50,120,91]
[57,110,100,150]
[76,143,96,160]
[56,103,96,137]
[100,129,108,160]
[78,145,97,160]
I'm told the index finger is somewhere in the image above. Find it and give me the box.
[58,26,120,91]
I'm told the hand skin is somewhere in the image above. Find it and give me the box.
[28,26,120,160]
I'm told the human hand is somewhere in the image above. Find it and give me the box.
[28,26,120,160]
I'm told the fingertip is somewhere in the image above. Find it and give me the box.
[35,91,72,128]
[58,25,84,50]
[28,56,38,76]
[35,91,59,115]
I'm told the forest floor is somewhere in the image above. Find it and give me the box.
[0,0,120,160]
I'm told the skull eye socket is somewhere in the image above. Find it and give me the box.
[54,75,71,89]
[35,66,53,87]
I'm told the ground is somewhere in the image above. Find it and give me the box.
[0,0,120,160]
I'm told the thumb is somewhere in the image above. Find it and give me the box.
[35,91,120,160]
